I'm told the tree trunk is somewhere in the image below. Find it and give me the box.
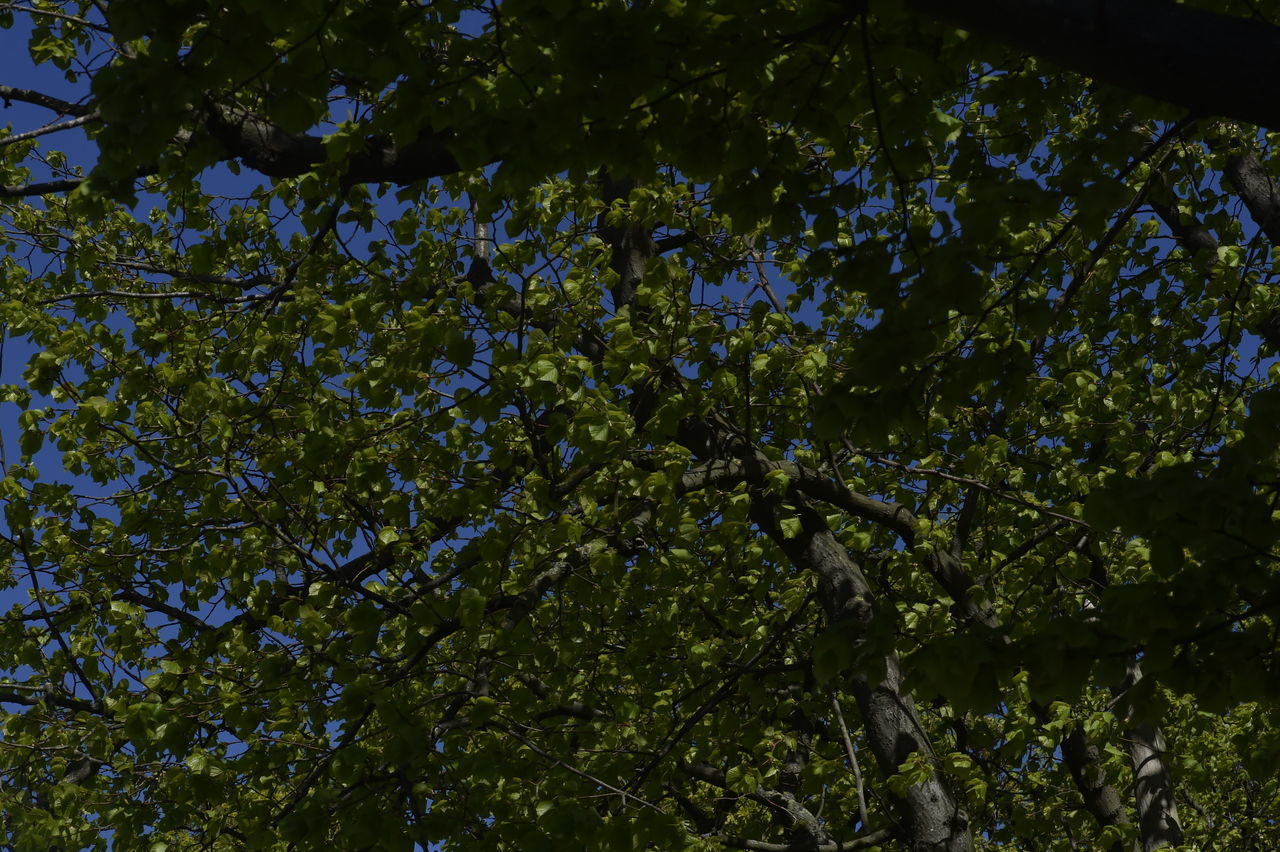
[1116,663,1183,850]
[1127,721,1182,851]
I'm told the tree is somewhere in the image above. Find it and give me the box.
[1,0,1278,849]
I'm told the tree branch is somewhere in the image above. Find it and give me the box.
[0,111,100,148]
[717,828,893,852]
[909,0,1280,130]
[1222,147,1280,245]
[0,176,88,198]
[0,688,100,714]
[203,102,467,183]
[0,85,94,116]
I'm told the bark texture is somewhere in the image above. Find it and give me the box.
[754,498,972,852]
[591,199,972,848]
[1223,148,1280,244]
[1127,721,1182,850]
[1060,727,1133,851]
[1117,664,1183,851]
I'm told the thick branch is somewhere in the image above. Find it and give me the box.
[1059,727,1133,849]
[0,688,100,714]
[1223,148,1280,244]
[204,103,465,183]
[909,0,1280,130]
[114,589,212,631]
[1147,188,1218,262]
[1127,722,1182,851]
[0,176,88,198]
[0,111,100,148]
[678,457,915,539]
[681,456,1001,630]
[751,496,972,851]
[1114,662,1183,851]
[0,85,94,116]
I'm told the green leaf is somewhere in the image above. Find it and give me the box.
[457,587,485,629]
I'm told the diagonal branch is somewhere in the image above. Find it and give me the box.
[203,103,468,183]
[909,0,1280,131]
[1222,147,1280,244]
[0,111,100,148]
[0,688,101,714]
[717,829,894,852]
[0,85,94,116]
[749,494,972,850]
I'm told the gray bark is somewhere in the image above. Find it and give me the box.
[1128,722,1182,850]
[1216,142,1280,348]
[871,506,1140,847]
[598,185,971,848]
[753,497,972,852]
[1115,663,1183,851]
[1223,149,1280,244]
[682,456,1136,847]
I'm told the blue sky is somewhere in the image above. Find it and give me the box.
[5,11,1280,850]
[1,19,516,849]
[1,19,99,597]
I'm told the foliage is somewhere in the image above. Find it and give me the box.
[1,1,1279,849]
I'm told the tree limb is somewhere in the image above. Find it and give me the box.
[0,85,94,116]
[908,0,1280,131]
[203,103,466,183]
[716,828,894,852]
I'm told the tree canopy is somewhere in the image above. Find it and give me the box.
[2,1,1280,849]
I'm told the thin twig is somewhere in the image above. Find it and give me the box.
[831,696,870,831]
[0,3,109,30]
[501,726,664,812]
[860,452,1088,527]
[858,10,921,271]
[0,111,99,147]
